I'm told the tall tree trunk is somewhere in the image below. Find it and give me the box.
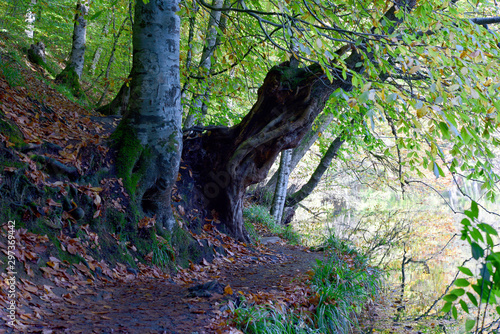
[181,1,416,241]
[55,0,89,96]
[270,149,292,224]
[96,14,129,108]
[90,12,112,75]
[180,0,199,114]
[183,0,224,129]
[183,63,350,241]
[66,0,89,78]
[112,0,182,231]
[25,0,36,39]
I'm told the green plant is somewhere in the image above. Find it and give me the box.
[233,302,318,334]
[0,53,24,87]
[243,205,301,244]
[310,242,380,334]
[244,218,259,242]
[441,201,500,333]
[244,205,274,226]
[231,237,380,334]
[151,234,175,269]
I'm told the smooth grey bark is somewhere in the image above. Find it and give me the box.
[25,0,36,39]
[67,0,89,78]
[114,0,182,230]
[270,149,292,224]
[265,111,334,191]
[183,0,224,129]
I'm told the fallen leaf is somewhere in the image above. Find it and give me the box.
[224,285,233,295]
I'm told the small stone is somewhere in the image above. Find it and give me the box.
[260,237,282,245]
[70,207,85,220]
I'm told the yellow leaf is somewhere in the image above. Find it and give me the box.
[408,65,420,74]
[224,285,233,295]
[416,107,428,118]
[431,142,438,157]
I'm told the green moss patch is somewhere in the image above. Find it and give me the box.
[55,66,84,98]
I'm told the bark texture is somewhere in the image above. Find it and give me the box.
[270,149,292,224]
[25,0,36,39]
[182,63,351,241]
[113,0,182,231]
[67,0,88,78]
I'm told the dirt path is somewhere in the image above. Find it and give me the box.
[23,242,324,333]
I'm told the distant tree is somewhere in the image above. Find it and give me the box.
[183,0,226,128]
[55,0,89,96]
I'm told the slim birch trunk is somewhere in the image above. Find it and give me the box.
[90,12,112,75]
[96,14,129,107]
[112,0,182,231]
[270,149,292,224]
[25,0,36,39]
[183,0,224,129]
[55,0,89,96]
[264,111,334,191]
[67,0,89,78]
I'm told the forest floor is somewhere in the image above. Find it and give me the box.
[15,240,324,333]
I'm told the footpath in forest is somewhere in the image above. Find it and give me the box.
[2,224,324,333]
[33,239,325,333]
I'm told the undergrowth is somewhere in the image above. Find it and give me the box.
[231,236,381,334]
[243,204,301,244]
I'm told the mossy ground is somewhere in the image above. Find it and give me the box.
[55,66,85,98]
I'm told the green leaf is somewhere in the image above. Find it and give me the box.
[467,292,478,307]
[455,279,470,287]
[470,228,484,243]
[439,122,450,139]
[478,223,498,236]
[496,306,500,315]
[458,267,473,276]
[460,299,469,313]
[443,294,458,302]
[465,319,476,332]
[486,234,494,248]
[89,10,104,21]
[452,305,458,319]
[471,242,484,260]
[441,301,452,313]
[471,201,479,219]
[460,218,471,227]
[450,288,465,296]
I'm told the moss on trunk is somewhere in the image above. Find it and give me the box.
[55,66,84,98]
